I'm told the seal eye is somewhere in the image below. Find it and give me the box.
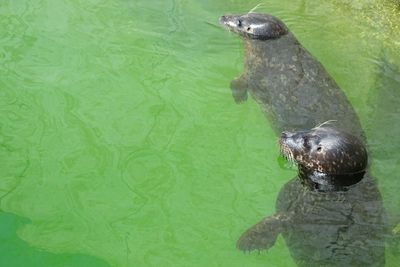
[247,27,251,31]
[317,146,322,152]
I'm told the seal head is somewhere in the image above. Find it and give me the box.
[219,13,288,40]
[279,127,368,191]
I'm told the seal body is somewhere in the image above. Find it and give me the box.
[237,127,386,266]
[219,13,364,140]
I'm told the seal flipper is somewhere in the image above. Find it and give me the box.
[230,76,248,103]
[236,213,288,251]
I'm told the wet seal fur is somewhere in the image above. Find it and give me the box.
[280,127,367,191]
[219,13,364,139]
[237,127,386,266]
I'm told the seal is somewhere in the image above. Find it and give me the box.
[219,13,364,140]
[237,127,386,266]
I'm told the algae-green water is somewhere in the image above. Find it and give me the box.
[1,0,400,266]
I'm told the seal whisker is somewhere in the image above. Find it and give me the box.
[248,3,264,14]
[312,120,338,130]
[280,144,296,164]
[204,21,224,29]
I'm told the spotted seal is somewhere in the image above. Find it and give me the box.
[237,127,386,266]
[219,13,364,140]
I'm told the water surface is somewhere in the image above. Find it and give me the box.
[1,0,400,266]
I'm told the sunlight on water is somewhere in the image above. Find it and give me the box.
[1,0,399,266]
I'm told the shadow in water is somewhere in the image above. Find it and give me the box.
[368,54,400,163]
[367,53,400,257]
[0,212,111,267]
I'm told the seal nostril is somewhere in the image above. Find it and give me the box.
[303,136,309,148]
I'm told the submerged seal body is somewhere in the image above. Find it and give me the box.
[237,127,386,266]
[219,13,364,139]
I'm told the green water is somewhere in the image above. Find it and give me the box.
[1,0,400,266]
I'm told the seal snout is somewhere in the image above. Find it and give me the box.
[219,15,228,24]
[280,131,294,140]
[219,14,239,29]
[279,130,305,152]
[279,131,290,149]
[279,131,299,163]
[219,15,226,25]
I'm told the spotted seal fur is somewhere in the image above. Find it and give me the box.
[219,13,364,140]
[280,126,368,191]
[237,127,386,266]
